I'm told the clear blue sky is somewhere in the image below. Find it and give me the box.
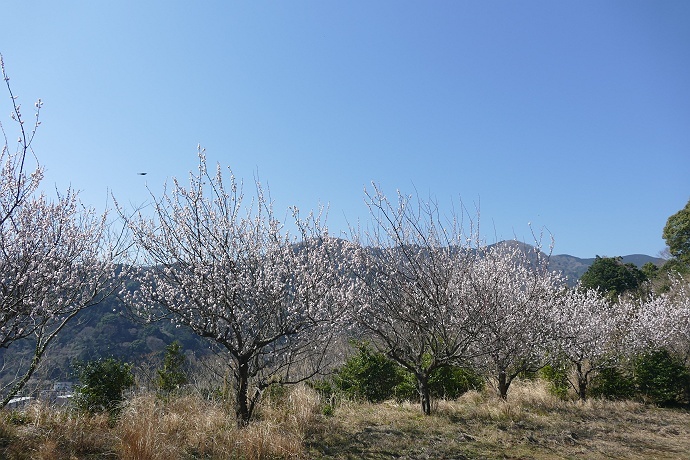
[2,1,688,258]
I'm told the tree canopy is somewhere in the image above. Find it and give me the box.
[0,56,119,408]
[663,199,690,265]
[579,256,647,298]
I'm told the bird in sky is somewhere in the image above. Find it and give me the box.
[138,172,147,175]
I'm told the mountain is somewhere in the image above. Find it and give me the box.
[487,240,665,285]
[0,296,216,391]
[549,253,665,285]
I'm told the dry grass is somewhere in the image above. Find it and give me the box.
[117,384,323,460]
[0,403,117,459]
[0,384,321,459]
[306,379,690,459]
[2,380,690,459]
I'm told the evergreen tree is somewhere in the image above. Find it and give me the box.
[663,199,690,265]
[157,341,188,395]
[579,256,647,299]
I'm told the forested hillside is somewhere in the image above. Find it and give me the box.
[0,295,215,391]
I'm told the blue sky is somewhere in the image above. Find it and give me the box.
[1,1,688,258]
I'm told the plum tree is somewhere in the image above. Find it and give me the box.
[551,286,630,400]
[348,185,488,415]
[469,242,565,399]
[0,56,120,407]
[122,149,350,425]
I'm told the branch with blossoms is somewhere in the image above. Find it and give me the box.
[0,54,43,228]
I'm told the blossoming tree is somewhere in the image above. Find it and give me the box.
[469,241,565,399]
[662,277,690,361]
[551,286,626,400]
[349,185,487,415]
[123,150,349,425]
[628,276,690,361]
[0,56,118,407]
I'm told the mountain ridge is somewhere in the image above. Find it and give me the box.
[549,252,664,285]
[488,240,664,284]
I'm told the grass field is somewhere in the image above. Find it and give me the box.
[2,380,689,459]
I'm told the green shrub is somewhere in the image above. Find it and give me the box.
[333,342,402,402]
[589,366,636,400]
[308,378,336,401]
[73,357,135,416]
[157,341,188,396]
[321,403,335,416]
[263,382,290,405]
[429,365,484,399]
[540,363,571,399]
[393,365,484,401]
[331,343,484,404]
[584,349,690,406]
[392,371,418,401]
[634,349,690,407]
[307,378,339,416]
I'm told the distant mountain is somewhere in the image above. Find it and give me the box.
[0,296,216,391]
[488,240,665,285]
[549,253,665,285]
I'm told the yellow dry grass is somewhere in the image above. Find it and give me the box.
[0,384,321,459]
[2,380,690,459]
[306,379,690,459]
[117,385,323,460]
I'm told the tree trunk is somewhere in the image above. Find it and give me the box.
[1,340,43,408]
[417,373,431,416]
[576,362,588,401]
[498,371,510,400]
[235,360,251,426]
